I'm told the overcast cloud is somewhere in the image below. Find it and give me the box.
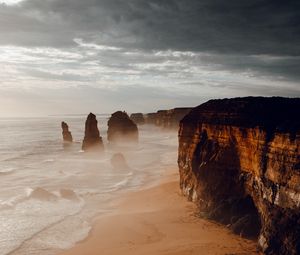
[0,0,299,116]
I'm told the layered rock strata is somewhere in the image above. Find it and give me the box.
[145,107,192,129]
[130,113,145,125]
[178,97,300,254]
[61,121,73,142]
[107,111,138,143]
[144,112,157,125]
[82,113,104,151]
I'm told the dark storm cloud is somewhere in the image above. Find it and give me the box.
[0,0,299,92]
[198,54,300,81]
[1,0,299,55]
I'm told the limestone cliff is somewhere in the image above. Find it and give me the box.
[178,97,300,254]
[82,113,104,151]
[61,121,73,142]
[144,112,157,125]
[145,107,192,129]
[130,113,145,125]
[107,111,138,143]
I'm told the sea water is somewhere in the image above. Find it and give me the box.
[0,116,178,255]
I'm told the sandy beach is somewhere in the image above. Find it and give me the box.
[59,169,259,255]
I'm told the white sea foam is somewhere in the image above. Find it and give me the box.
[110,178,130,191]
[0,192,84,255]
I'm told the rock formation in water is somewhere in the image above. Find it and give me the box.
[178,97,300,255]
[130,113,145,125]
[59,189,79,201]
[30,187,58,201]
[82,113,104,151]
[107,111,138,143]
[61,121,73,142]
[145,107,192,129]
[111,153,129,170]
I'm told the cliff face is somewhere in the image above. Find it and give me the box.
[82,113,104,151]
[178,97,300,254]
[107,111,138,143]
[144,112,157,125]
[145,108,192,129]
[61,121,73,142]
[130,113,145,125]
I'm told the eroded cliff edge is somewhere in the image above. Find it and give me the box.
[178,97,300,254]
[145,107,192,129]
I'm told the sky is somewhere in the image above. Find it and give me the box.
[0,0,299,117]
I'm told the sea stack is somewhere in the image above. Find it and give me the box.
[178,97,300,254]
[110,153,129,170]
[82,113,104,151]
[130,113,145,125]
[107,111,138,143]
[61,121,73,142]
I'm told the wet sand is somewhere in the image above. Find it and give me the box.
[59,170,259,255]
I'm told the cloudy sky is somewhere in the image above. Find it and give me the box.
[0,0,299,116]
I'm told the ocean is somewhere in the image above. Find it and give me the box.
[0,116,178,255]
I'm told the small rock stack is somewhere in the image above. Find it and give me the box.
[61,121,73,142]
[82,113,104,151]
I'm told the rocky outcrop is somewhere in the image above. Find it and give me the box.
[82,113,104,151]
[107,111,138,143]
[61,121,73,142]
[130,113,145,125]
[144,112,157,125]
[111,153,129,170]
[178,97,300,254]
[59,189,79,201]
[145,107,192,129]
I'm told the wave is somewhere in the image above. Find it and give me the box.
[113,178,130,188]
[105,177,131,193]
[126,171,134,176]
[43,159,55,163]
[0,167,15,175]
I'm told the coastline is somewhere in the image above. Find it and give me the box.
[59,169,259,255]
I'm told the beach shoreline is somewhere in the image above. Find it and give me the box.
[58,168,259,255]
